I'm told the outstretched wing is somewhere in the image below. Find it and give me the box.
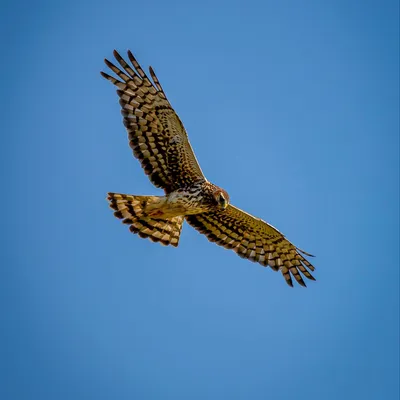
[101,50,205,193]
[186,205,316,287]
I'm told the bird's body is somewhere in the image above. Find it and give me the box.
[161,182,229,217]
[102,50,316,287]
[112,181,227,219]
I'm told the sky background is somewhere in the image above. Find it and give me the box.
[1,0,399,399]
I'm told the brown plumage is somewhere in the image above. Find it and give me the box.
[102,50,316,287]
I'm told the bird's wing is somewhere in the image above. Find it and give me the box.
[186,204,316,287]
[101,50,206,193]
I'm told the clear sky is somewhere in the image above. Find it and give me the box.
[2,0,399,399]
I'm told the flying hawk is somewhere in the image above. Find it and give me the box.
[101,50,316,287]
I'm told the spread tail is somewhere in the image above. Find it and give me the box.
[107,192,183,247]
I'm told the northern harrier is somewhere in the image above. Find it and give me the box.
[101,50,316,287]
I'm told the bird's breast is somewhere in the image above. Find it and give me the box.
[167,188,212,216]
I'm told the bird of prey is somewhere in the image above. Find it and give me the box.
[101,50,316,287]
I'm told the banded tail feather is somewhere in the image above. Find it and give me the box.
[107,193,183,247]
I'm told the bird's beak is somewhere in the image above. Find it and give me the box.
[220,199,228,210]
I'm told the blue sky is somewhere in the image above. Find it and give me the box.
[2,0,399,399]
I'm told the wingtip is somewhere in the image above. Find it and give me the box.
[104,58,114,69]
[296,246,315,257]
[113,49,123,61]
[127,50,140,66]
[298,280,307,288]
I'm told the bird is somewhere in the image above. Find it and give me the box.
[101,50,316,287]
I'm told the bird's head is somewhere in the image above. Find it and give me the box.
[213,188,230,210]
